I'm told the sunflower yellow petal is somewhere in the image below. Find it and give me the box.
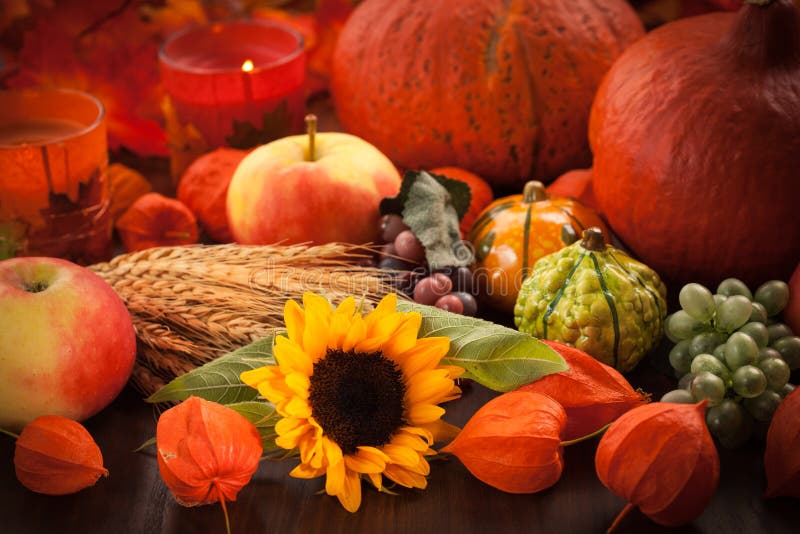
[439,364,466,379]
[420,419,461,443]
[327,311,352,350]
[275,416,307,436]
[290,463,326,479]
[325,458,346,495]
[399,426,434,446]
[368,311,406,341]
[285,397,312,418]
[342,316,368,352]
[337,470,362,513]
[345,451,387,474]
[366,293,397,324]
[396,337,451,377]
[356,445,391,463]
[323,436,343,467]
[335,296,357,316]
[407,403,446,424]
[440,384,463,403]
[382,444,422,467]
[274,336,313,376]
[367,473,383,491]
[390,431,430,452]
[381,312,422,356]
[405,369,455,405]
[284,299,306,345]
[240,365,281,388]
[256,380,293,410]
[383,464,428,489]
[285,371,311,398]
[275,420,312,449]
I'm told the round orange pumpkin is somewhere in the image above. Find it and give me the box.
[429,166,494,235]
[331,0,644,187]
[468,181,609,313]
[590,0,800,289]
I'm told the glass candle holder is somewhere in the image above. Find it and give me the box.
[160,19,306,179]
[0,88,111,264]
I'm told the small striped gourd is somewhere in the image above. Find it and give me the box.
[468,181,608,313]
[514,227,667,372]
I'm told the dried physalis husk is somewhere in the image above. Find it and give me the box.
[595,401,719,531]
[765,387,800,498]
[519,340,648,440]
[441,390,566,493]
[13,415,108,495]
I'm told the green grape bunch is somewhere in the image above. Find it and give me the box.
[661,278,799,448]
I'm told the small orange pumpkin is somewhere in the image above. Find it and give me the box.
[468,180,609,313]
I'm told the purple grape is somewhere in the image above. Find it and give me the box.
[394,230,426,263]
[381,242,397,256]
[452,291,478,316]
[413,274,453,305]
[435,294,464,314]
[451,267,474,293]
[378,257,413,271]
[381,214,408,243]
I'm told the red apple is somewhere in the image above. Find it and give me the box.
[0,257,136,431]
[226,127,401,245]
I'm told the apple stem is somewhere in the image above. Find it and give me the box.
[0,428,20,440]
[305,113,317,161]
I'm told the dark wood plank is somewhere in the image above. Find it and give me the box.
[2,363,799,534]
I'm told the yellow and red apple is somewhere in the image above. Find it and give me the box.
[0,257,136,430]
[227,128,401,245]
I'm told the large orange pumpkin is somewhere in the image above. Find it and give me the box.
[590,0,800,288]
[332,0,644,187]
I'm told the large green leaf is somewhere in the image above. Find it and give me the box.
[147,337,276,404]
[396,301,567,391]
[226,401,293,457]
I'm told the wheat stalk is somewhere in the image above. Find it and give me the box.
[90,243,398,396]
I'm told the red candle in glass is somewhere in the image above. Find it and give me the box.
[160,20,306,178]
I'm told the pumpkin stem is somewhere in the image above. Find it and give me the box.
[0,428,20,440]
[305,114,317,161]
[580,227,606,252]
[522,181,548,203]
[728,0,800,68]
[607,502,636,533]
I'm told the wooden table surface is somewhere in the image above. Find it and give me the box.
[1,361,798,534]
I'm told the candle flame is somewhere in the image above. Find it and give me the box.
[241,59,254,72]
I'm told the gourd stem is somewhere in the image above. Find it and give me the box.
[607,503,636,534]
[0,428,20,440]
[522,181,548,203]
[580,227,606,252]
[559,422,611,447]
[163,231,191,239]
[305,114,317,161]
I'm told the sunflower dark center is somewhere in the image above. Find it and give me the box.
[308,348,406,455]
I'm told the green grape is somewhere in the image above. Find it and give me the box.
[713,294,727,308]
[668,340,693,374]
[706,399,744,438]
[772,336,800,370]
[758,347,782,362]
[666,311,707,340]
[689,332,728,358]
[661,389,696,404]
[779,383,795,398]
[678,373,695,391]
[758,357,790,391]
[679,283,716,322]
[716,410,754,449]
[717,278,753,300]
[737,322,769,348]
[767,323,794,344]
[716,295,753,332]
[749,302,768,324]
[725,332,759,370]
[743,390,782,422]
[691,372,726,405]
[754,280,790,317]
[691,354,731,383]
[712,344,727,361]
[732,365,767,398]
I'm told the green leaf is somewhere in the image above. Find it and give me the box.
[380,170,472,221]
[401,172,473,269]
[225,100,291,149]
[146,337,276,404]
[226,401,291,457]
[396,301,568,391]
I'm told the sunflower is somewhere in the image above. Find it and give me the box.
[241,292,463,512]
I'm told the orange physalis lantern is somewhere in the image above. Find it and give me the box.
[13,415,108,495]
